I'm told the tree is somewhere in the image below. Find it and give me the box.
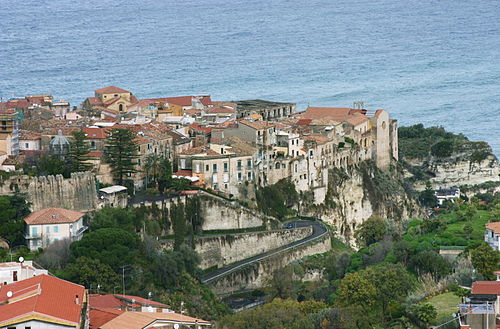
[407,303,437,326]
[70,228,139,271]
[0,195,30,246]
[62,256,120,292]
[157,156,173,193]
[409,250,452,279]
[69,130,92,172]
[470,243,500,280]
[365,264,415,320]
[90,207,142,233]
[105,128,139,185]
[337,271,377,309]
[170,203,186,251]
[418,183,438,208]
[463,222,473,239]
[144,154,161,189]
[354,217,387,247]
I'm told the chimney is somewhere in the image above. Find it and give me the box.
[75,294,79,305]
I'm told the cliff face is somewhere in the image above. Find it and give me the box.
[410,155,499,191]
[0,172,98,212]
[302,162,422,245]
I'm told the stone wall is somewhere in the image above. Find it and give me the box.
[160,226,313,269]
[0,172,98,212]
[130,192,273,234]
[207,232,331,295]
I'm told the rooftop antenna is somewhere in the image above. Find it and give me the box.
[353,101,365,110]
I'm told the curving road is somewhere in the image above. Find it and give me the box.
[201,220,329,283]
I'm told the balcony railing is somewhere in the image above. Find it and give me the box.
[24,233,42,240]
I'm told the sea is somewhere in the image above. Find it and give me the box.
[0,0,499,155]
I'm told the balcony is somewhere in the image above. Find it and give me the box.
[73,226,88,237]
[24,233,42,240]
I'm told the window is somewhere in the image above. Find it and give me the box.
[13,271,18,282]
[237,160,242,170]
[224,162,228,172]
[247,159,252,169]
[54,226,59,233]
[206,164,209,172]
[195,163,201,173]
[25,142,29,149]
[212,164,217,172]
[46,226,50,233]
[247,172,252,180]
[238,173,242,181]
[90,141,96,149]
[180,159,186,169]
[31,227,37,237]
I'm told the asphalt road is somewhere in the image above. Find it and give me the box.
[201,220,328,283]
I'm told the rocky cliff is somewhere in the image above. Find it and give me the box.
[0,172,98,212]
[301,161,422,245]
[409,155,499,191]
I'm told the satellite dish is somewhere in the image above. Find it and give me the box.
[174,324,180,329]
[18,256,24,263]
[7,291,13,298]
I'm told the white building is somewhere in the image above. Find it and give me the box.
[435,186,460,205]
[0,261,48,286]
[23,208,88,251]
[485,222,500,251]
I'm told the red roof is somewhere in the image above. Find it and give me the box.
[471,281,500,295]
[83,127,108,139]
[113,294,170,308]
[0,274,85,327]
[95,86,131,94]
[174,170,193,177]
[23,208,84,225]
[486,222,500,234]
[299,107,369,126]
[166,95,212,107]
[89,309,124,329]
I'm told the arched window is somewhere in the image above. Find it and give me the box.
[119,104,124,112]
[275,162,281,169]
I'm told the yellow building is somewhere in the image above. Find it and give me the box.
[82,86,138,115]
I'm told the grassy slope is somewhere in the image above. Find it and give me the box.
[427,292,461,318]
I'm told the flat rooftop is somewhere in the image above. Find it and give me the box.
[234,99,295,111]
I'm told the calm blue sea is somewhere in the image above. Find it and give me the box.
[1,0,499,155]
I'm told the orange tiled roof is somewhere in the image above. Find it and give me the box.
[89,309,124,329]
[167,95,212,107]
[486,222,500,234]
[23,208,84,225]
[239,119,270,130]
[471,281,500,295]
[95,86,131,94]
[299,107,369,126]
[99,311,209,329]
[0,274,85,327]
[83,127,108,139]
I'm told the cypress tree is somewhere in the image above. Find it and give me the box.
[69,130,92,172]
[105,128,139,185]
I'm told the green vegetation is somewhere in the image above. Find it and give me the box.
[222,195,500,328]
[0,194,31,246]
[427,292,461,319]
[68,130,92,172]
[104,128,139,185]
[256,178,298,219]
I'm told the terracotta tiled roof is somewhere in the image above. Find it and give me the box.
[113,294,170,308]
[190,123,212,134]
[0,274,85,327]
[83,127,108,139]
[167,95,212,107]
[86,150,104,158]
[89,309,124,329]
[95,86,131,94]
[301,134,330,145]
[99,311,209,329]
[471,281,500,295]
[299,107,369,127]
[90,294,123,309]
[19,131,41,140]
[23,208,84,225]
[239,119,270,130]
[205,107,234,114]
[87,97,103,106]
[486,222,500,234]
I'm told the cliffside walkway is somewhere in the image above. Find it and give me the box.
[201,220,328,283]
